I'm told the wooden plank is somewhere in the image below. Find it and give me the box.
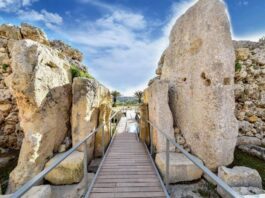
[90,129,166,197]
[90,192,166,198]
[92,186,164,193]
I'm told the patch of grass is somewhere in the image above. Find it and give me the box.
[235,62,242,72]
[2,64,9,71]
[70,65,93,79]
[232,148,265,189]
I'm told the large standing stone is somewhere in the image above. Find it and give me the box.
[159,0,238,169]
[71,78,112,158]
[139,103,150,145]
[44,151,84,185]
[155,152,203,183]
[72,78,99,162]
[7,40,72,192]
[144,80,174,152]
[94,103,112,157]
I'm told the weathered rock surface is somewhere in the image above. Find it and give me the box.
[238,144,265,161]
[169,179,220,198]
[158,0,238,169]
[20,23,49,45]
[237,136,262,146]
[234,39,265,146]
[22,185,52,198]
[50,40,83,62]
[72,78,99,162]
[71,78,112,159]
[218,166,262,188]
[94,103,112,157]
[7,39,72,192]
[51,173,94,198]
[44,151,84,185]
[139,103,150,145]
[144,80,174,152]
[155,152,203,183]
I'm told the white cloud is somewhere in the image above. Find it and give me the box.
[58,0,197,96]
[238,0,249,6]
[17,9,63,27]
[0,0,37,11]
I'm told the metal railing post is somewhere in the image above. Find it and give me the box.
[83,141,88,186]
[102,123,105,156]
[165,139,169,190]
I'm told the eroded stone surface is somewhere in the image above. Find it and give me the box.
[158,0,238,170]
[44,151,84,185]
[144,80,174,152]
[155,152,203,183]
[7,40,72,192]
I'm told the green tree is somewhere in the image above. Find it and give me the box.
[134,91,143,104]
[111,91,121,107]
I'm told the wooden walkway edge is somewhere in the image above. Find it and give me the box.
[88,117,167,198]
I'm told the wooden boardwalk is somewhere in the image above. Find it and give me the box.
[89,117,167,198]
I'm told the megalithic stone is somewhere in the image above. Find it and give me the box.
[159,0,238,170]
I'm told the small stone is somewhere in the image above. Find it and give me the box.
[248,115,258,123]
[236,48,250,61]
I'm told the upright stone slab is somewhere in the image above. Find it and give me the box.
[159,0,238,169]
[71,78,100,162]
[139,103,150,145]
[144,80,175,152]
[72,78,112,158]
[7,40,72,192]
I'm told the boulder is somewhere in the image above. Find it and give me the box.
[159,0,238,170]
[22,185,52,198]
[44,151,84,185]
[20,23,49,45]
[71,78,112,159]
[155,152,203,183]
[144,80,175,152]
[7,39,72,192]
[236,48,250,61]
[218,166,262,188]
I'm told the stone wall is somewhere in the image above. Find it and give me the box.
[234,40,265,146]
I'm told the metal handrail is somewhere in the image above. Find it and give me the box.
[84,115,126,197]
[137,114,242,198]
[11,110,121,198]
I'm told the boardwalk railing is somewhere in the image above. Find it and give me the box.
[11,110,121,198]
[137,115,243,198]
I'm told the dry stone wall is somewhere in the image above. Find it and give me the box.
[234,40,265,146]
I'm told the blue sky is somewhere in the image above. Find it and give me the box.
[0,0,265,95]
